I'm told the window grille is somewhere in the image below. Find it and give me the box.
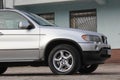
[70,9,97,32]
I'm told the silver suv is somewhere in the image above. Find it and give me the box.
[0,9,111,75]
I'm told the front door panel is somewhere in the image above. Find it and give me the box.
[0,11,39,62]
[0,29,39,61]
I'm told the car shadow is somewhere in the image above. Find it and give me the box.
[80,72,120,76]
[0,72,120,76]
[1,73,55,76]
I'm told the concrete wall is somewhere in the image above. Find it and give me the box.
[15,0,120,49]
[97,0,120,49]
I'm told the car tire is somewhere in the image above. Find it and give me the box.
[78,64,98,74]
[48,44,81,75]
[0,67,7,74]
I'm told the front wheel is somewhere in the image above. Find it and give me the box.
[78,64,98,74]
[48,44,81,75]
[0,67,7,74]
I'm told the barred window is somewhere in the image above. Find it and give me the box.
[70,9,97,32]
[38,13,55,24]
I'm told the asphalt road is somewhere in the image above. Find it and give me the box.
[0,64,120,80]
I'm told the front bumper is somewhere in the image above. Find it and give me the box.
[78,42,111,65]
[79,42,111,51]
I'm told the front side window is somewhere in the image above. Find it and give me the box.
[0,11,28,29]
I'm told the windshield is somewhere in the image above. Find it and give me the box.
[23,11,54,26]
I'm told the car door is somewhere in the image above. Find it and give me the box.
[0,11,40,62]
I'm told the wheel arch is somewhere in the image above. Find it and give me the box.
[44,39,83,65]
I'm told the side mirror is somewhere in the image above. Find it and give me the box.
[18,21,30,29]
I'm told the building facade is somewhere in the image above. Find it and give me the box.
[3,0,120,63]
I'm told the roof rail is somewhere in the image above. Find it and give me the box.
[2,7,15,9]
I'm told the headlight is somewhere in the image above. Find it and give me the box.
[82,35,101,42]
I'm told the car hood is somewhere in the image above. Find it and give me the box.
[39,26,106,43]
[40,26,102,36]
